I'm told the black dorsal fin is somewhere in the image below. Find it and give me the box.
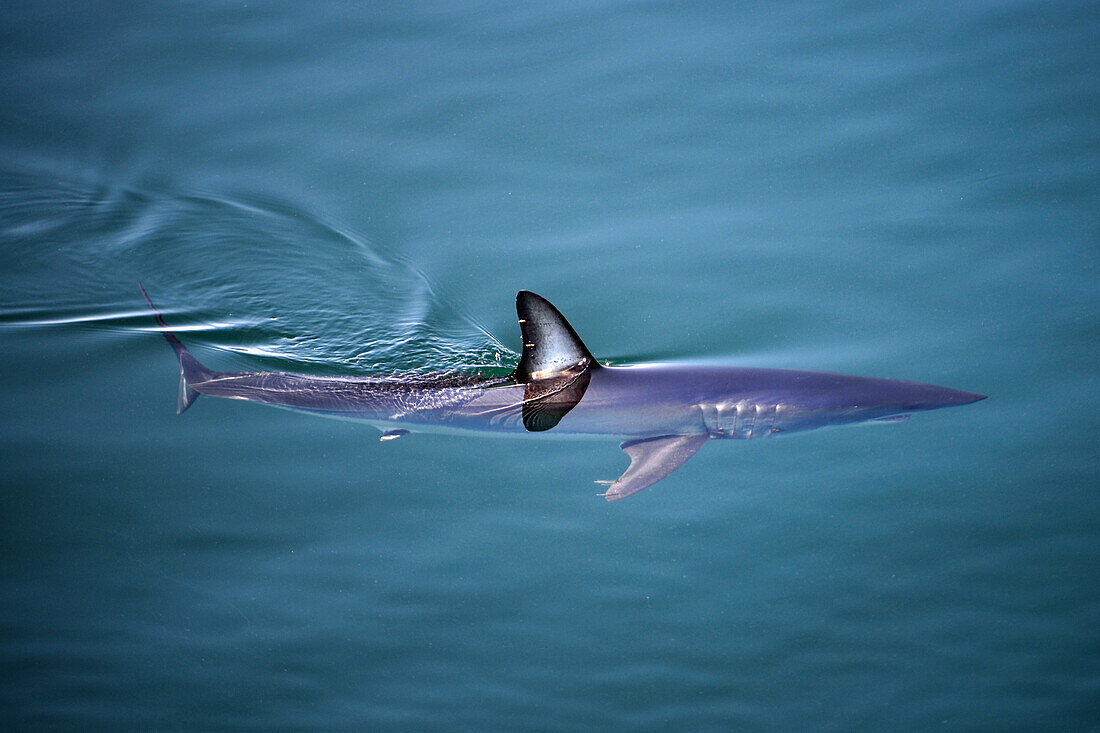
[521,369,592,432]
[512,291,597,383]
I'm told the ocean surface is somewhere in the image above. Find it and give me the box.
[1,1,1097,729]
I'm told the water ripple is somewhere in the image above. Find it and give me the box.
[0,165,518,376]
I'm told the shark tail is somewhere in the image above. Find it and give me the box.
[139,284,213,414]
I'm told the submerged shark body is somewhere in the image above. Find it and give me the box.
[143,287,984,500]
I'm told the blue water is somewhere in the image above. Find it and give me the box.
[2,1,1098,729]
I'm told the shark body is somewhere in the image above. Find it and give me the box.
[143,288,984,500]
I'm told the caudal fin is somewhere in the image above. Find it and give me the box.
[139,284,211,414]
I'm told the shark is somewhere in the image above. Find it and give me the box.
[141,286,985,501]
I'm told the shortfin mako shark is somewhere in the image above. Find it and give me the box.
[141,287,985,501]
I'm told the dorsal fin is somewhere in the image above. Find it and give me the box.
[512,291,597,382]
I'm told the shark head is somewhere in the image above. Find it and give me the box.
[808,377,987,427]
[854,380,987,414]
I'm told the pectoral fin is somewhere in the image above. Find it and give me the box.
[602,434,709,501]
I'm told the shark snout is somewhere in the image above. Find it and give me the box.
[948,389,987,405]
[900,385,986,410]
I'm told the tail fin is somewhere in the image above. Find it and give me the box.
[139,284,211,414]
